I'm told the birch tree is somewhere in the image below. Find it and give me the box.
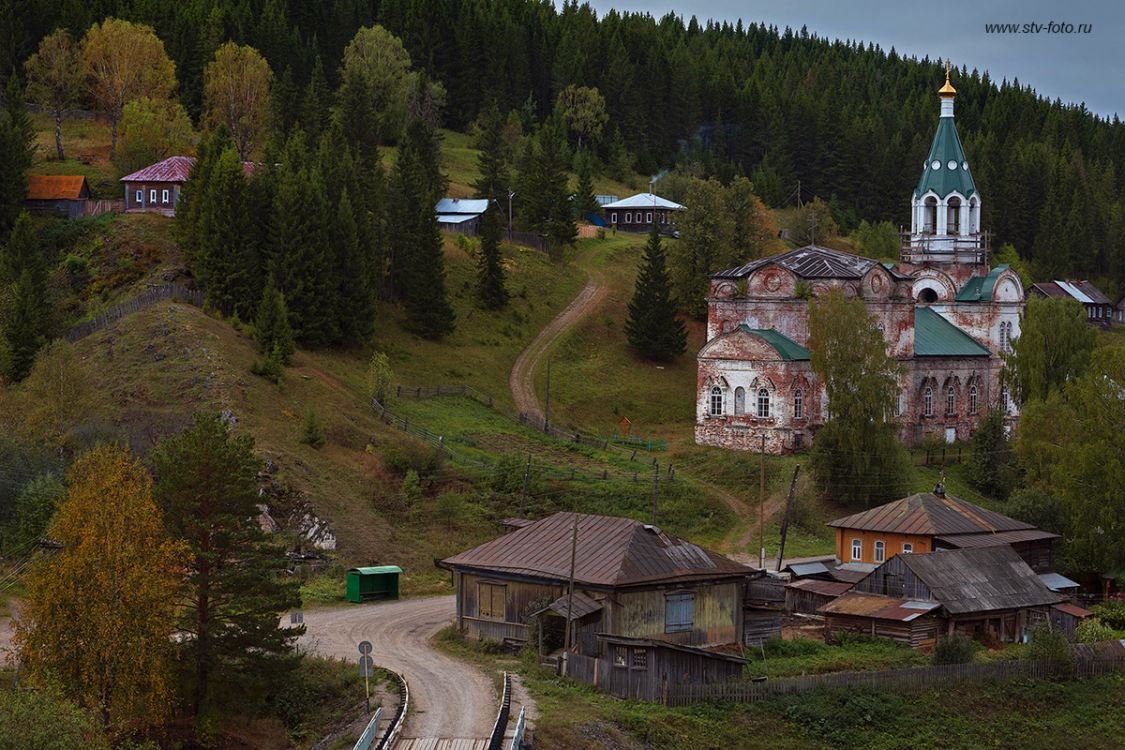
[24,28,83,160]
[203,42,272,160]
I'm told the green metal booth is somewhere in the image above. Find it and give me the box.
[346,565,402,603]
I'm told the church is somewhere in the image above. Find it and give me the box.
[695,72,1025,454]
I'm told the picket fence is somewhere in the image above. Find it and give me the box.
[65,283,203,342]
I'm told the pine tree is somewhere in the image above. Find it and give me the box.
[254,279,294,364]
[625,226,686,360]
[476,205,508,309]
[573,148,598,217]
[301,55,330,139]
[195,147,257,317]
[472,105,510,200]
[0,211,43,286]
[151,413,302,717]
[334,188,376,343]
[2,269,48,382]
[0,77,35,237]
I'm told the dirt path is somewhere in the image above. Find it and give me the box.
[508,279,607,420]
[296,596,500,740]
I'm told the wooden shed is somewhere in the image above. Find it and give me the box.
[440,512,761,655]
[1049,602,1093,640]
[786,578,850,615]
[563,634,748,702]
[25,175,90,218]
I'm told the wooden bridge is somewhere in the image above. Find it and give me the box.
[392,673,528,750]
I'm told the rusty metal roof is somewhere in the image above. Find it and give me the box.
[819,593,940,621]
[898,547,1062,615]
[1051,602,1092,619]
[26,174,89,200]
[786,579,851,597]
[121,155,196,183]
[714,245,909,280]
[828,492,1034,536]
[934,528,1060,548]
[442,512,755,588]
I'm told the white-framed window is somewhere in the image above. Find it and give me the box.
[135,189,143,203]
[969,385,978,415]
[664,591,695,633]
[946,386,956,415]
[874,540,886,563]
[709,386,723,416]
[902,543,913,554]
[895,391,904,417]
[851,538,862,561]
[793,389,804,419]
[149,189,157,203]
[1000,385,1010,413]
[625,212,632,223]
[613,646,627,667]
[756,388,770,418]
[734,387,746,416]
[611,212,617,224]
[923,387,934,417]
[646,211,652,223]
[161,189,169,203]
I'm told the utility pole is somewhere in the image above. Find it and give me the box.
[775,464,801,571]
[563,514,579,659]
[519,452,531,518]
[543,358,551,434]
[651,461,660,525]
[507,188,515,240]
[759,434,766,569]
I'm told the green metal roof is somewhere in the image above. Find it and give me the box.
[349,566,403,575]
[737,325,811,361]
[914,307,990,357]
[914,116,977,199]
[954,265,1009,302]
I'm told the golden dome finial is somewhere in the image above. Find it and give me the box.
[939,59,957,97]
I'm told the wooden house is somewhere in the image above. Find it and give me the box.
[1030,280,1114,328]
[25,175,90,218]
[441,512,762,657]
[820,546,1064,648]
[435,197,489,235]
[785,578,850,615]
[121,156,195,216]
[602,193,684,232]
[827,485,1059,572]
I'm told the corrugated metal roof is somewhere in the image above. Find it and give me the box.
[442,512,754,588]
[1051,602,1092,619]
[934,528,1060,548]
[734,326,811,361]
[594,195,619,205]
[786,561,831,577]
[601,193,684,210]
[349,565,402,575]
[436,213,478,224]
[1033,280,1112,306]
[914,307,991,357]
[1038,572,1081,592]
[1055,280,1092,304]
[1030,282,1068,299]
[121,155,196,183]
[899,547,1061,615]
[26,175,88,200]
[435,198,489,215]
[829,492,1033,536]
[716,245,879,280]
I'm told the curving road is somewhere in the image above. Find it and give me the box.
[296,595,497,740]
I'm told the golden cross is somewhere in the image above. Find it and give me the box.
[944,59,952,76]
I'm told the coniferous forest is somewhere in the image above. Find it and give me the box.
[5,0,1125,286]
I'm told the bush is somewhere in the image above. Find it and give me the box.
[932,634,980,664]
[1076,618,1117,644]
[1025,624,1074,665]
[1090,599,1125,630]
[401,469,422,503]
[777,686,904,748]
[382,439,444,478]
[251,352,285,384]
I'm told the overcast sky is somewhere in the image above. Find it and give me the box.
[582,0,1120,119]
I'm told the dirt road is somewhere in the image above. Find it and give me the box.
[296,596,498,740]
[509,279,607,420]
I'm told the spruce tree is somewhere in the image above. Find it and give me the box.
[334,188,376,343]
[0,211,43,286]
[476,205,508,309]
[151,413,302,717]
[472,105,510,200]
[254,279,294,364]
[0,77,35,237]
[301,55,330,139]
[195,146,257,317]
[625,226,686,361]
[573,149,599,217]
[2,269,48,382]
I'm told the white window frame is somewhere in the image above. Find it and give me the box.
[611,212,617,224]
[895,391,904,417]
[902,543,913,554]
[1000,385,1010,414]
[161,189,170,204]
[851,538,862,561]
[733,387,745,416]
[793,389,804,419]
[135,189,143,203]
[969,385,978,415]
[646,211,652,223]
[946,386,956,415]
[709,386,723,416]
[924,387,934,417]
[874,540,886,563]
[625,212,632,224]
[150,189,157,204]
[756,388,770,418]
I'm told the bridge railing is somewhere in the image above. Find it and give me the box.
[486,672,512,750]
[374,670,409,750]
[350,707,383,750]
[507,706,526,750]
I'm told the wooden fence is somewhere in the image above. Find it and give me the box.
[665,655,1125,707]
[65,282,203,342]
[83,198,123,216]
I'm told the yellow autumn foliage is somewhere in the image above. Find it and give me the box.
[15,443,185,734]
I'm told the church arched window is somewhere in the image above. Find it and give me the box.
[793,389,804,419]
[923,197,938,234]
[734,387,746,416]
[946,386,956,415]
[757,389,771,418]
[969,385,978,415]
[948,196,961,234]
[924,387,934,417]
[710,386,723,416]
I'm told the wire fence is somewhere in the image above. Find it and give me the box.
[65,282,203,342]
[665,655,1125,707]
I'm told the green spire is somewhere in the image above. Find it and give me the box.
[915,117,976,200]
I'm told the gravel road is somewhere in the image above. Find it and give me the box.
[296,595,498,740]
